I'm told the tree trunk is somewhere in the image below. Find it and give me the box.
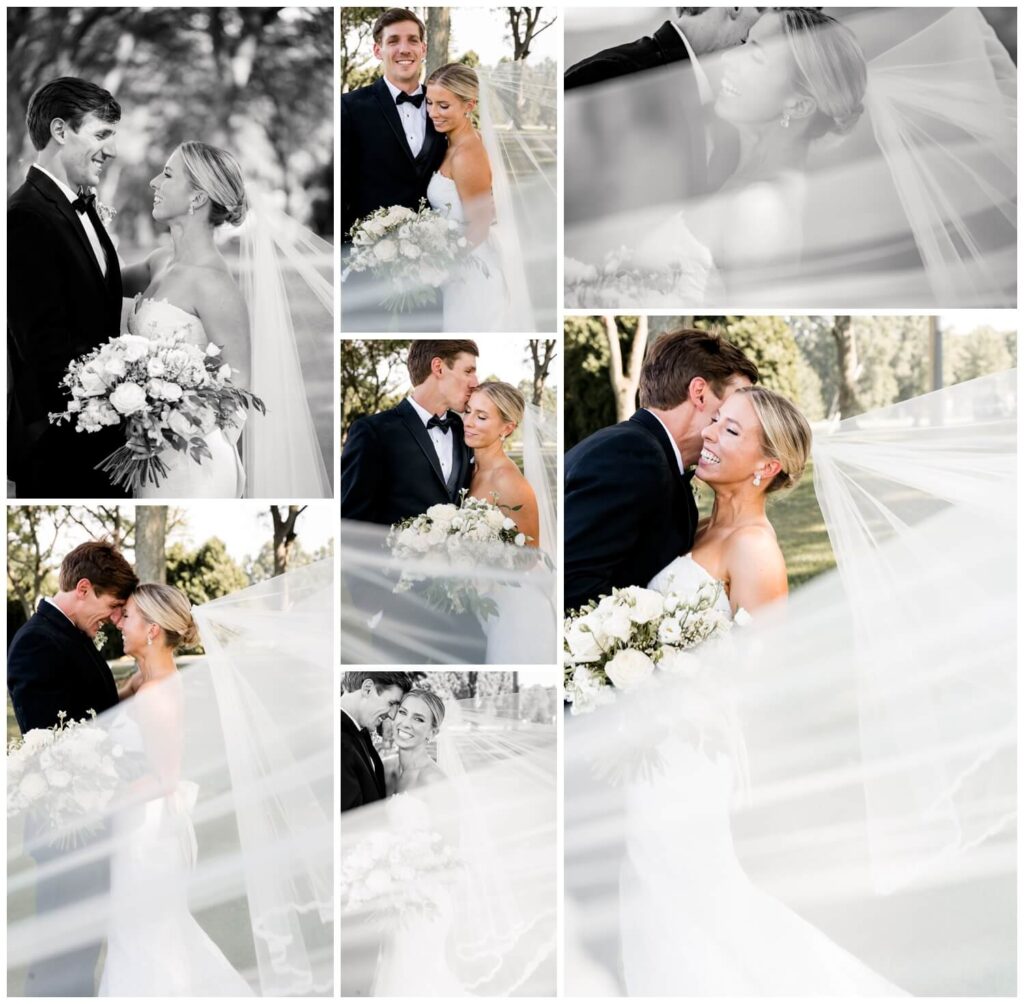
[134,507,167,584]
[605,315,648,420]
[832,316,863,419]
[425,8,451,77]
[528,339,556,405]
[271,505,306,576]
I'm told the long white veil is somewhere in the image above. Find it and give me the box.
[521,400,558,558]
[236,196,333,497]
[564,7,1016,308]
[565,370,1016,994]
[7,559,334,996]
[339,696,557,996]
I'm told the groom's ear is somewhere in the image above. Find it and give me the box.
[688,377,709,409]
[74,577,94,598]
[49,117,69,146]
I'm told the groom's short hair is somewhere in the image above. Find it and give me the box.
[639,329,760,408]
[407,340,479,386]
[373,8,426,45]
[342,671,414,695]
[26,77,121,151]
[58,541,139,599]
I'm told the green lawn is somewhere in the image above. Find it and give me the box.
[697,458,836,590]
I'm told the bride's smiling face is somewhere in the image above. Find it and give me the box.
[714,13,805,127]
[696,391,778,487]
[463,391,513,450]
[394,695,437,751]
[149,149,196,223]
[119,596,157,657]
[426,84,473,133]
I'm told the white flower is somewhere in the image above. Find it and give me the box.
[657,646,701,678]
[399,240,421,259]
[564,621,603,663]
[426,504,456,524]
[205,343,222,358]
[502,516,516,531]
[567,666,615,715]
[102,356,126,379]
[627,588,665,624]
[118,335,150,362]
[146,357,166,377]
[18,729,54,755]
[167,410,194,439]
[602,607,633,644]
[658,616,683,646]
[514,533,526,547]
[109,382,147,415]
[375,239,398,263]
[217,363,232,382]
[44,767,73,788]
[604,648,656,691]
[564,257,599,284]
[484,509,505,531]
[78,368,107,397]
[733,607,753,627]
[18,772,48,801]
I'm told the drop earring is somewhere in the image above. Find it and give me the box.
[780,111,791,129]
[188,204,195,215]
[753,471,763,487]
[147,635,153,647]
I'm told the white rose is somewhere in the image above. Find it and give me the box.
[658,616,683,646]
[484,509,505,530]
[602,607,634,644]
[79,368,107,397]
[146,357,166,377]
[502,516,516,531]
[426,504,455,522]
[564,257,599,284]
[109,382,148,415]
[102,356,126,379]
[733,607,753,627]
[19,729,54,755]
[628,588,665,624]
[18,772,48,801]
[658,646,700,678]
[604,648,656,692]
[514,533,527,547]
[375,239,397,263]
[399,240,421,260]
[564,622,603,663]
[118,335,150,362]
[167,410,194,439]
[217,364,232,382]
[205,343,222,358]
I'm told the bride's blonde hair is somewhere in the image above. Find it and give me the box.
[132,584,199,650]
[176,141,248,227]
[475,381,525,432]
[736,386,812,494]
[404,689,446,730]
[425,63,479,106]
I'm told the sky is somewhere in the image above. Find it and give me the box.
[449,7,559,65]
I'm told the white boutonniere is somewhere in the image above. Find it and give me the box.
[95,199,117,227]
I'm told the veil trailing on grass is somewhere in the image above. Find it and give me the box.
[339,698,557,996]
[565,371,1016,995]
[235,196,333,497]
[7,560,334,996]
[564,7,1016,308]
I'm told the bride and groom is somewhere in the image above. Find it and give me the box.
[340,7,520,332]
[7,76,330,500]
[564,6,1016,306]
[340,339,554,665]
[6,540,252,996]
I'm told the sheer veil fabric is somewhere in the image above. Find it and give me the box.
[565,370,1016,995]
[7,560,335,996]
[339,698,557,996]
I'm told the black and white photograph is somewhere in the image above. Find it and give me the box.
[339,669,557,996]
[562,315,1017,994]
[564,7,1017,309]
[339,337,558,665]
[7,503,335,995]
[6,7,334,500]
[341,6,558,332]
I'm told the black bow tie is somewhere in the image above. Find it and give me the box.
[682,467,696,484]
[71,190,96,215]
[396,90,425,108]
[427,414,452,433]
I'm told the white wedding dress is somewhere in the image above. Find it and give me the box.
[128,297,245,499]
[426,172,511,332]
[98,684,253,997]
[616,554,904,995]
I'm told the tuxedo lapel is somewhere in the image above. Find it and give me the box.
[372,77,417,165]
[396,399,448,492]
[415,123,443,175]
[35,601,118,709]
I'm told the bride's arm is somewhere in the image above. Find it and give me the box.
[451,141,494,248]
[491,468,540,549]
[193,273,251,390]
[722,526,788,614]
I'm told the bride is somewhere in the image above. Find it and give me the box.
[122,141,331,498]
[566,370,1017,994]
[566,7,1016,307]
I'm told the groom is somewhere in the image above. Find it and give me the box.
[8,77,128,499]
[339,672,413,812]
[564,329,759,611]
[340,7,447,330]
[7,539,138,997]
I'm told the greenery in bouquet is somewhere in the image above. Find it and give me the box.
[49,328,266,491]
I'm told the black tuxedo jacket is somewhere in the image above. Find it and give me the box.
[340,710,386,812]
[8,600,120,734]
[564,409,699,611]
[566,20,692,90]
[340,77,447,240]
[340,399,472,525]
[7,166,127,497]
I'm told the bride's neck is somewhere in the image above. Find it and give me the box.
[471,438,507,472]
[444,119,475,149]
[135,648,177,683]
[707,485,767,528]
[168,219,217,263]
[398,745,432,772]
[731,122,808,182]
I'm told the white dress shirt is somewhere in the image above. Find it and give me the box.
[408,395,453,481]
[384,77,427,158]
[646,409,686,475]
[32,164,108,277]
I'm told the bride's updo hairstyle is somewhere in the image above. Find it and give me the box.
[737,386,812,494]
[425,63,480,107]
[404,689,446,731]
[476,381,525,433]
[132,584,200,651]
[177,141,248,227]
[780,8,867,137]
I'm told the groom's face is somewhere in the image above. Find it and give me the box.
[374,20,426,89]
[73,581,126,638]
[59,111,118,190]
[360,683,405,730]
[435,353,479,412]
[674,7,765,55]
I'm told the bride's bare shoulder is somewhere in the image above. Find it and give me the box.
[451,133,492,186]
[722,524,787,610]
[491,461,535,507]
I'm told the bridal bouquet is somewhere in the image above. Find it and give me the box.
[48,330,266,490]
[564,247,716,308]
[339,827,460,920]
[7,711,124,847]
[342,201,480,314]
[563,582,750,715]
[388,491,532,620]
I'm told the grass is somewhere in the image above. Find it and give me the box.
[696,459,837,590]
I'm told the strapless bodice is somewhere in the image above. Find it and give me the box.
[127,297,208,350]
[647,554,732,618]
[426,172,466,224]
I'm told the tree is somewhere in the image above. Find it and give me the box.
[606,314,648,421]
[505,7,557,61]
[527,339,556,406]
[134,507,167,584]
[832,316,864,419]
[695,316,803,402]
[271,505,306,575]
[563,316,617,449]
[341,339,412,440]
[340,6,386,92]
[424,8,451,76]
[167,539,249,606]
[7,507,67,621]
